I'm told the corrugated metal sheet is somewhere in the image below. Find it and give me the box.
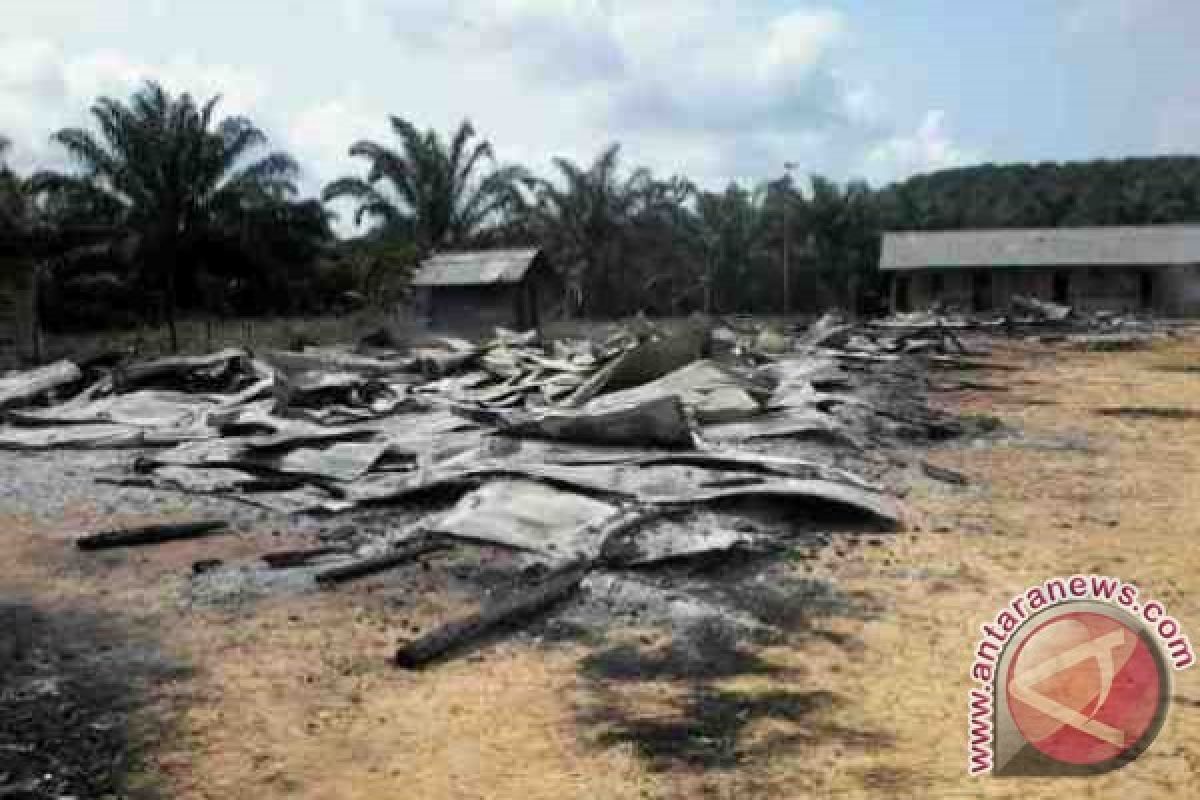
[880,226,1200,271]
[412,248,541,286]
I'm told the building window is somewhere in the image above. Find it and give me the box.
[930,272,945,295]
[894,275,911,312]
[1053,271,1071,306]
[1139,271,1154,310]
[972,270,993,312]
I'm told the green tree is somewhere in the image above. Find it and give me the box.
[804,175,880,312]
[758,173,805,313]
[337,234,419,308]
[0,135,32,244]
[323,117,529,251]
[32,81,311,350]
[0,135,87,359]
[624,174,700,314]
[694,184,768,312]
[523,144,683,315]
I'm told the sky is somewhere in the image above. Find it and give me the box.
[2,0,1198,234]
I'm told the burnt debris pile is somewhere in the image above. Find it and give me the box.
[877,295,1183,351]
[0,313,991,665]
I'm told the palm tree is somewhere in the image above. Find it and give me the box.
[323,117,529,250]
[694,184,769,313]
[0,135,29,240]
[805,175,879,311]
[1,134,63,360]
[522,144,672,315]
[33,81,307,350]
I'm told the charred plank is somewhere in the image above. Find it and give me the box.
[261,546,352,569]
[315,536,450,586]
[75,519,230,550]
[394,564,587,669]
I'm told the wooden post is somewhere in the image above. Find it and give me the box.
[394,564,587,669]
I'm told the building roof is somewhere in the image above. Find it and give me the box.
[880,226,1200,271]
[412,248,542,287]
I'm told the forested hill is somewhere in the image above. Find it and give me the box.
[878,156,1200,231]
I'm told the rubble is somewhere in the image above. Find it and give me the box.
[429,480,623,564]
[584,359,769,424]
[1011,294,1072,322]
[0,313,1004,663]
[314,535,451,585]
[474,394,696,449]
[611,519,753,567]
[0,360,82,409]
[870,296,1180,345]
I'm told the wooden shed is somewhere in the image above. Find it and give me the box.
[411,248,561,334]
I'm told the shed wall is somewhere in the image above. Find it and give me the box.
[419,285,519,335]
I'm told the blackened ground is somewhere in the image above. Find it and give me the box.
[0,598,187,799]
[576,615,892,772]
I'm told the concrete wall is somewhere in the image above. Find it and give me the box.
[890,264,1200,315]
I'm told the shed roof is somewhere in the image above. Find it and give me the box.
[880,226,1200,271]
[412,248,542,287]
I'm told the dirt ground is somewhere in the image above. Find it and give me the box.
[3,334,1200,798]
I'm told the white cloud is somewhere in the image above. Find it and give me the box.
[371,2,901,188]
[598,6,851,134]
[285,97,395,234]
[758,9,845,86]
[391,0,626,84]
[288,99,386,179]
[3,0,987,223]
[0,36,269,174]
[862,110,980,184]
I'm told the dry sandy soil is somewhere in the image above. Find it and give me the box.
[3,334,1200,798]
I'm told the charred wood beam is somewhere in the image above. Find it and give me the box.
[394,563,588,669]
[314,535,450,586]
[75,519,229,550]
[261,546,352,569]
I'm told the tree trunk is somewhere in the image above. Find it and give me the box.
[165,263,179,354]
[29,262,43,364]
[161,232,180,353]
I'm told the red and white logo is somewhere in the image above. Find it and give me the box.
[1006,610,1165,767]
